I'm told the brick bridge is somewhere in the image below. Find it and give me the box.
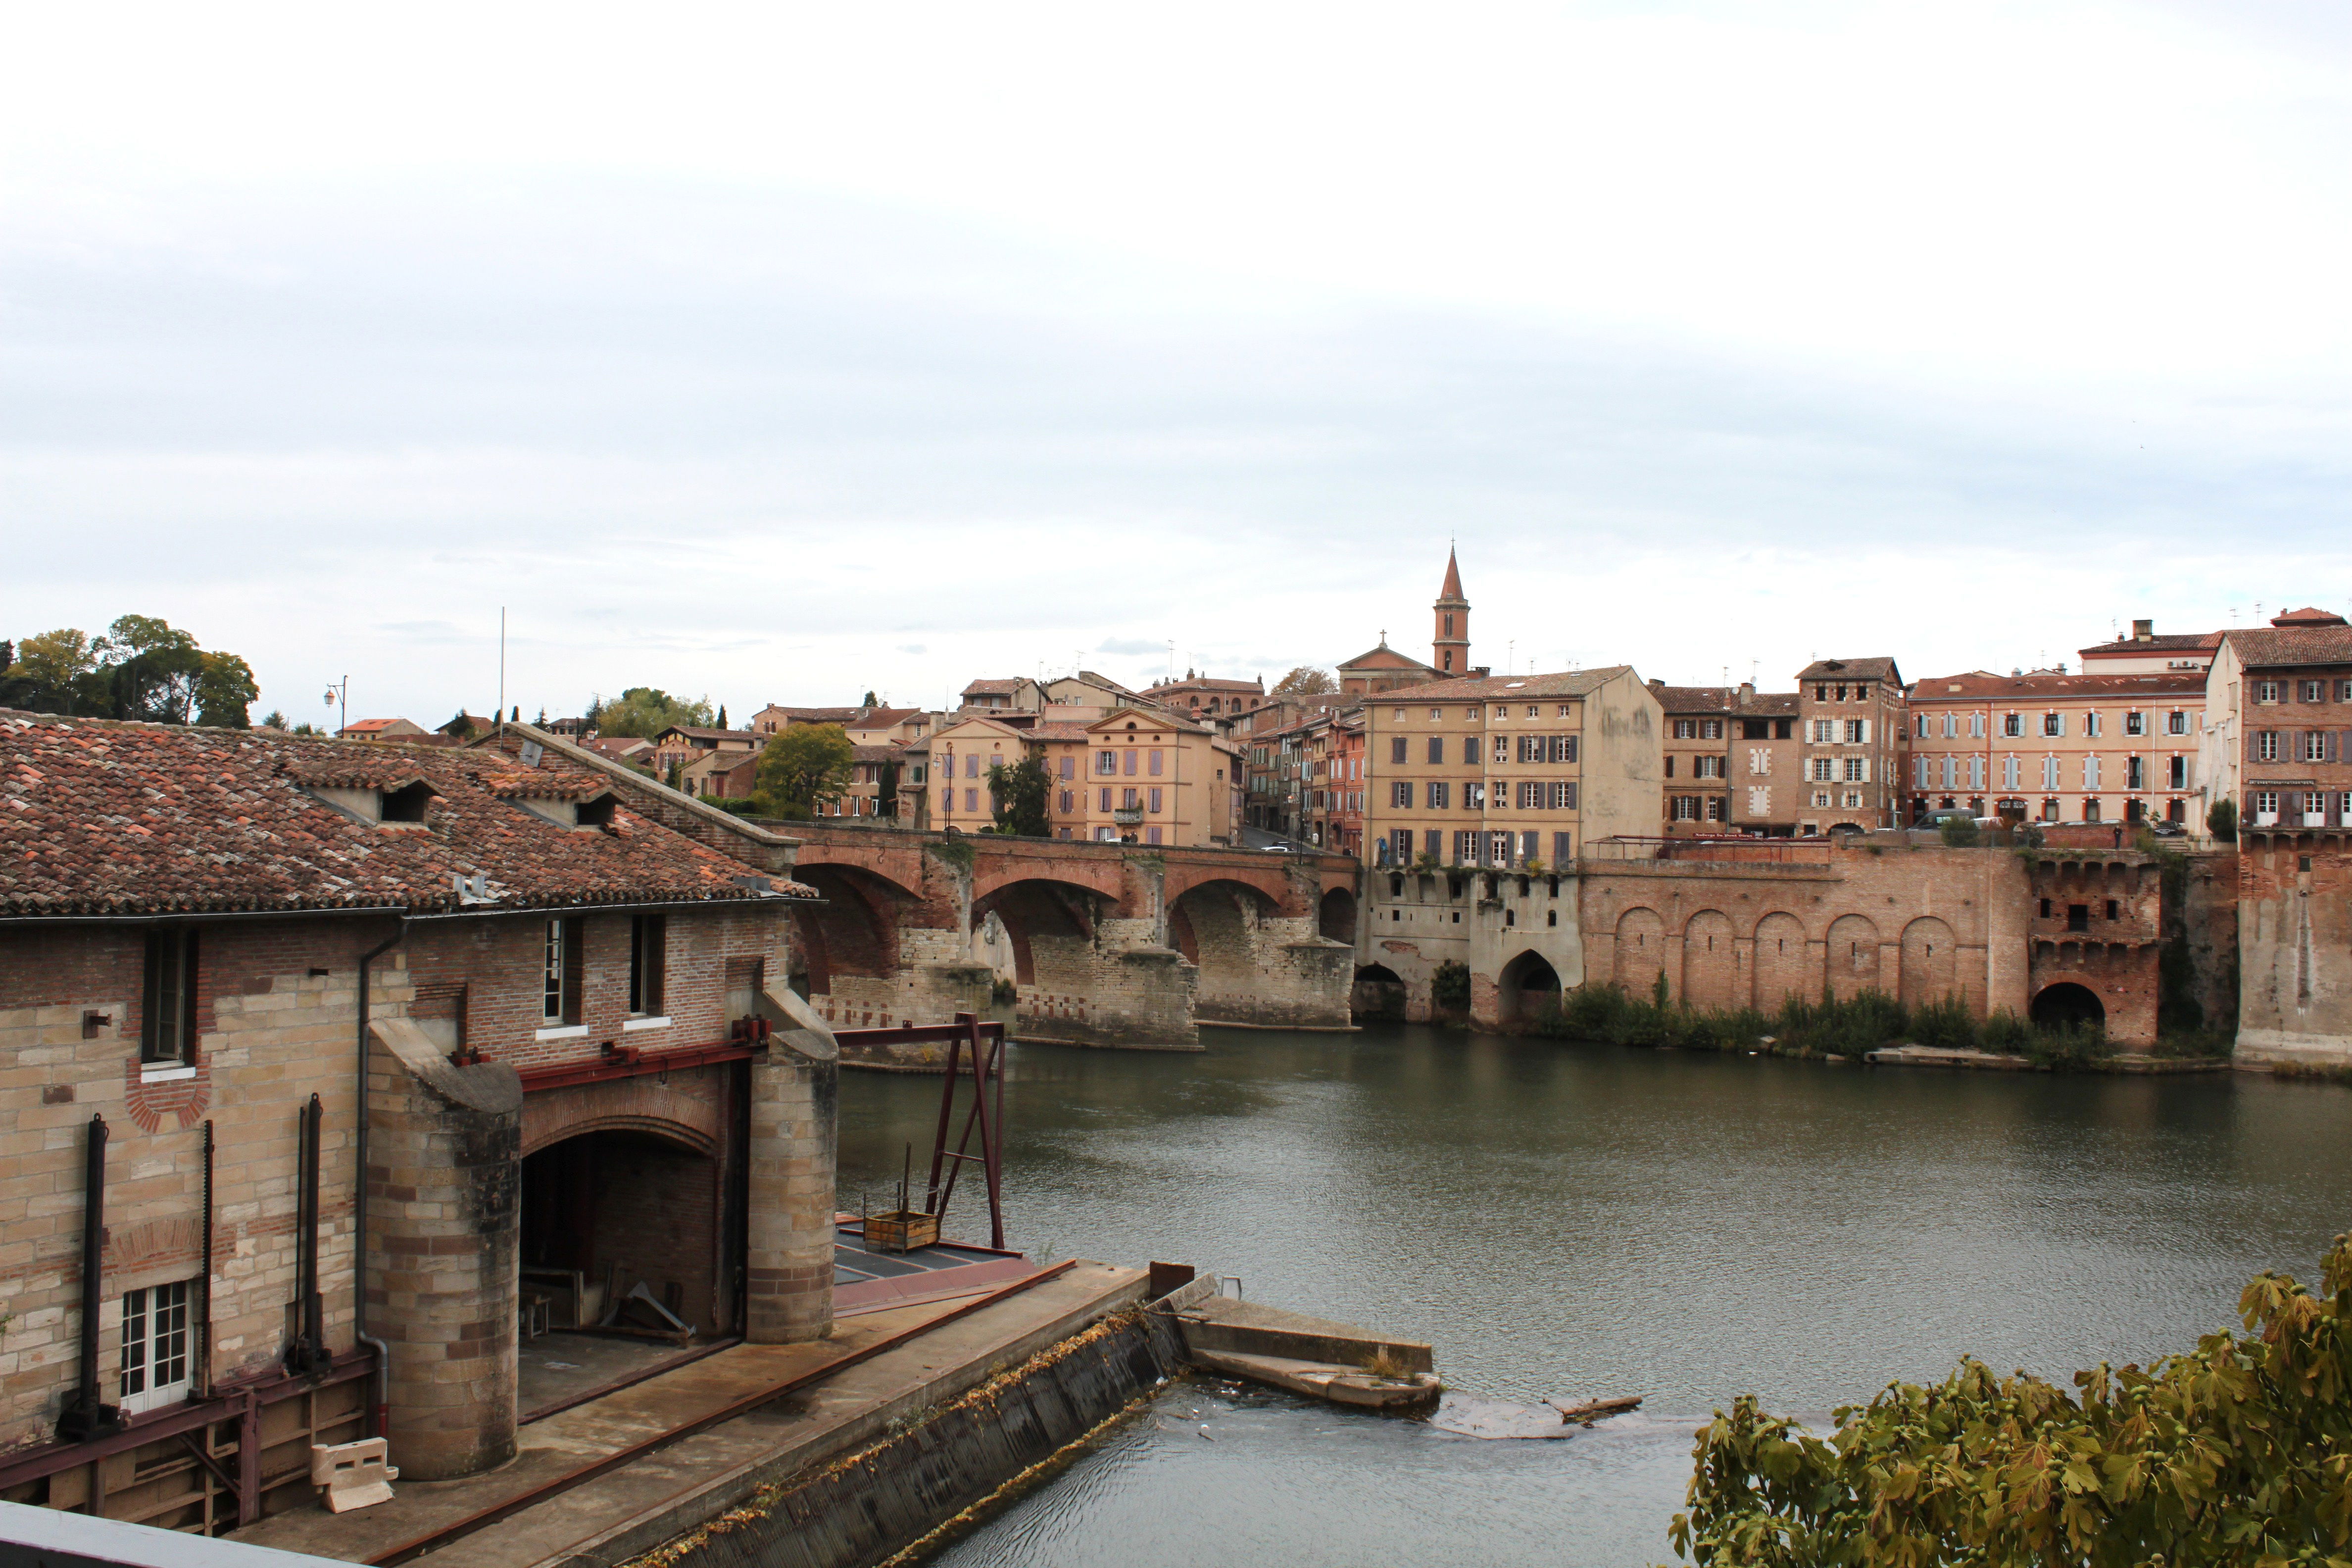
[505,729,1361,1049]
[778,822,1362,1048]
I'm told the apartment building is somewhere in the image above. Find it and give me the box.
[2077,618,2223,677]
[1362,667,1660,868]
[1299,710,1366,856]
[1908,670,2205,828]
[930,715,1029,832]
[1652,685,1737,833]
[1794,658,1906,833]
[929,709,1234,845]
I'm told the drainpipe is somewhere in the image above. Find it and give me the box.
[57,1115,119,1442]
[354,922,405,1438]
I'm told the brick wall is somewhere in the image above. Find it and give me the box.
[2236,833,2352,1065]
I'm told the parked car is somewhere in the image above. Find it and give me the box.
[2152,822,2188,838]
[1261,843,1296,853]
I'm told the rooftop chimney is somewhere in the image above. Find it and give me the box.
[2132,618,2153,641]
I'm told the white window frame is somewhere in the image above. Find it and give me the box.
[120,1280,193,1415]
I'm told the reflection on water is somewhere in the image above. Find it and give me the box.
[837,1025,2352,1567]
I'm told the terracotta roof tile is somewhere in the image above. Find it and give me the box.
[2224,626,2352,669]
[1796,656,1903,682]
[1402,667,1634,701]
[0,711,815,918]
[1909,670,2208,700]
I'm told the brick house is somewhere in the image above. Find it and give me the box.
[0,712,838,1526]
[2198,610,2352,1066]
[1731,690,1802,835]
[1795,657,1907,833]
[1299,710,1366,857]
[1650,684,1737,833]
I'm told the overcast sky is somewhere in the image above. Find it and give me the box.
[3,2,2347,727]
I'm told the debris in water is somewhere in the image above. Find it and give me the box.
[542,1361,581,1370]
[1198,1425,1213,1441]
[1425,1396,1575,1440]
[1546,1395,1643,1424]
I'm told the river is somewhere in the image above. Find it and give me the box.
[835,1025,2352,1568]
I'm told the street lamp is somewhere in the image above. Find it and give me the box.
[323,676,348,736]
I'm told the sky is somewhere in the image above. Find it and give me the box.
[2,1,2347,727]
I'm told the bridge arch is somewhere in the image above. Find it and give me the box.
[787,863,915,999]
[1319,886,1358,944]
[971,876,1103,987]
[1170,878,1285,1023]
[2031,980,2106,1029]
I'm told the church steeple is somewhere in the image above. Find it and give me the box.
[1433,547,1470,675]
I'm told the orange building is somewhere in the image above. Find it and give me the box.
[1905,670,2206,827]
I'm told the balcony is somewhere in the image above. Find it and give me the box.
[1111,807,1144,826]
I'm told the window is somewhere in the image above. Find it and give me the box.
[1810,719,1835,743]
[1674,719,1697,740]
[1466,783,1485,809]
[2004,713,2023,737]
[1549,781,1579,810]
[1845,720,1868,743]
[965,754,980,778]
[1147,827,1163,844]
[1428,781,1450,809]
[2302,680,2325,703]
[2257,681,2281,703]
[1149,749,1164,776]
[1424,830,1443,859]
[1811,758,1834,781]
[1694,756,1723,780]
[1428,708,1441,720]
[1913,756,1930,788]
[2083,756,2101,790]
[1518,781,1542,808]
[2125,711,2145,735]
[2042,798,2060,822]
[1914,714,1928,739]
[2304,732,2330,763]
[1456,737,1476,765]
[2253,789,2279,821]
[1699,719,1723,740]
[1059,789,1073,813]
[2257,731,2280,761]
[1148,787,1163,812]
[140,930,198,1066]
[1814,684,1828,701]
[1671,796,1701,821]
[1058,755,1073,780]
[2083,711,2102,737]
[1392,781,1413,808]
[2041,756,2061,790]
[1392,828,1414,862]
[1707,797,1728,823]
[1099,787,1112,811]
[2168,710,2188,735]
[1391,737,1408,764]
[2341,682,2352,702]
[1843,758,1867,782]
[2043,713,2063,737]
[1124,749,1138,776]
[1096,750,1117,775]
[1426,737,1444,764]
[1665,756,1675,779]
[2003,755,2021,789]
[543,919,582,1026]
[628,915,665,1016]
[1970,713,1985,737]
[2168,756,2187,789]
[1491,735,1508,763]
[120,1281,192,1414]
[1742,719,1771,739]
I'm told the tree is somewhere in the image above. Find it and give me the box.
[716,704,727,729]
[2208,796,2238,844]
[1673,1232,2352,1568]
[194,651,258,728]
[756,724,854,818]
[863,690,878,707]
[260,710,288,731]
[985,757,1052,836]
[1271,665,1336,697]
[98,615,205,723]
[594,688,716,739]
[877,759,902,819]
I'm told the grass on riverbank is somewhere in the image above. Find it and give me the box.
[1529,982,2120,1067]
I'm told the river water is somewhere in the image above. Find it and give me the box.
[836,1025,2352,1568]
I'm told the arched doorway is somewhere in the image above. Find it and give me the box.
[1351,962,1406,1022]
[1498,949,1562,1026]
[520,1125,723,1336]
[1171,880,1281,1024]
[2031,981,2106,1029]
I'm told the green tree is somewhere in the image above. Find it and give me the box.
[863,689,878,707]
[594,687,716,739]
[877,759,902,819]
[985,757,1052,836]
[755,723,854,818]
[1672,1232,2352,1568]
[2208,796,2238,844]
[194,651,259,728]
[716,703,728,729]
[1,629,99,713]
[98,615,205,723]
[1271,665,1336,697]
[1938,813,1981,847]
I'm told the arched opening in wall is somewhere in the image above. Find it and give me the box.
[520,1125,723,1342]
[1824,914,1882,1002]
[1681,910,1737,1011]
[1612,906,1666,997]
[1319,886,1358,944]
[1752,912,1808,1009]
[2031,981,2106,1029]
[786,866,905,1002]
[1173,880,1279,1019]
[1899,917,1958,1011]
[1497,949,1561,1026]
[1351,962,1406,1022]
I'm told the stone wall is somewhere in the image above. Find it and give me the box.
[2236,832,2352,1066]
[365,1018,521,1482]
[747,986,839,1342]
[1013,918,1200,1050]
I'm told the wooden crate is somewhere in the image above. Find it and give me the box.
[862,1209,940,1253]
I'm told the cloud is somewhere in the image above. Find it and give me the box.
[1095,637,1168,656]
[895,643,927,656]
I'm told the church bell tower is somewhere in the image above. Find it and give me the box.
[1433,547,1470,675]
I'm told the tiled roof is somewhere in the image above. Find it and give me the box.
[1649,685,1741,713]
[1143,676,1262,694]
[656,726,761,744]
[849,744,903,763]
[1796,656,1902,682]
[849,707,923,728]
[2224,626,2352,669]
[337,719,417,735]
[579,736,652,760]
[754,705,866,724]
[1909,671,2208,700]
[1337,643,1436,672]
[1735,691,1803,717]
[0,711,815,918]
[961,679,1020,696]
[1397,667,1632,701]
[2078,631,2221,656]
[1024,723,1095,742]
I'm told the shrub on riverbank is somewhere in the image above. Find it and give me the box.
[1670,1231,2352,1568]
[1533,983,2094,1063]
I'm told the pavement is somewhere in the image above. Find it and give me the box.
[231,1261,1147,1568]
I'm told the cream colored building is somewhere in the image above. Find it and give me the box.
[1362,667,1661,867]
[1078,708,1233,846]
[1908,669,2205,828]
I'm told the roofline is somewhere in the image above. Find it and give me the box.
[495,721,804,851]
[0,891,818,928]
